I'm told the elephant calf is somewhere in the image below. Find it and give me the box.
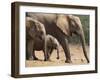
[26,17,46,60]
[33,34,60,60]
[45,34,60,60]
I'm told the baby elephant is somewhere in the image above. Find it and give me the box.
[33,34,60,60]
[45,34,60,60]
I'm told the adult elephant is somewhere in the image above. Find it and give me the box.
[27,13,89,63]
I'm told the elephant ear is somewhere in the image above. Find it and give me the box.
[56,15,71,36]
[67,15,82,30]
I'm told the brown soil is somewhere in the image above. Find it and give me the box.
[25,44,89,67]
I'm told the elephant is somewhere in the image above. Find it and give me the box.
[44,34,60,60]
[26,17,47,60]
[32,34,60,60]
[26,13,89,63]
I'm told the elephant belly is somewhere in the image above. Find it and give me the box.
[33,39,44,51]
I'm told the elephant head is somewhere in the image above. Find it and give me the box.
[56,14,89,63]
[26,17,46,40]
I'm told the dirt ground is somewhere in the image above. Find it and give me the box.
[25,44,89,67]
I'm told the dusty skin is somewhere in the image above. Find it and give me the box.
[25,44,89,67]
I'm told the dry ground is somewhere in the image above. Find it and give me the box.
[25,44,89,67]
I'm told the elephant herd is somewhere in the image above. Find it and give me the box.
[26,13,89,63]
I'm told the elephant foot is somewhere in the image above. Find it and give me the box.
[65,59,72,63]
[33,57,38,60]
[44,55,50,61]
[44,57,49,61]
[29,56,34,60]
[57,57,59,59]
[44,58,48,61]
[87,59,89,63]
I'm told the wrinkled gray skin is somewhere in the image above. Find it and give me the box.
[26,17,47,60]
[27,13,89,63]
[45,34,60,60]
[26,17,59,61]
[33,34,60,60]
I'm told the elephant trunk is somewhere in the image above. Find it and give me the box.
[79,30,89,63]
[44,34,48,61]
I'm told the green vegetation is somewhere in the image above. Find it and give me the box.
[69,15,90,45]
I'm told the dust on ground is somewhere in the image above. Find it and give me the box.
[25,44,89,67]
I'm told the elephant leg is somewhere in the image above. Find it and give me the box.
[27,40,34,60]
[59,37,72,63]
[32,50,38,60]
[43,37,48,61]
[43,51,47,61]
[43,47,52,61]
[48,48,53,60]
[43,48,48,61]
[26,49,29,60]
[56,47,59,59]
